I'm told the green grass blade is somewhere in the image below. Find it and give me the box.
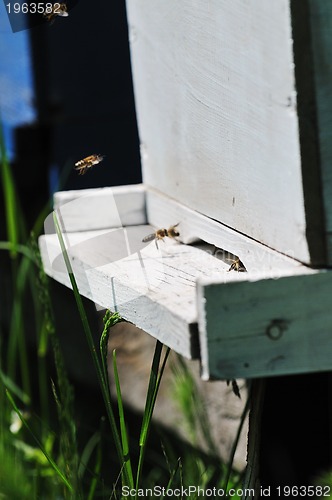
[6,254,32,397]
[0,122,19,257]
[78,431,101,479]
[139,342,170,446]
[86,433,103,500]
[5,389,73,493]
[135,342,170,496]
[0,369,30,406]
[165,457,181,490]
[0,241,35,260]
[138,341,162,448]
[171,355,218,454]
[100,310,133,487]
[53,211,130,484]
[112,349,134,487]
[99,310,123,387]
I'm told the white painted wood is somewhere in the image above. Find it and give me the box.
[40,182,317,369]
[37,2,332,383]
[51,184,146,232]
[145,186,305,275]
[40,183,332,379]
[40,214,320,375]
[127,0,310,262]
[197,269,331,380]
[40,225,240,359]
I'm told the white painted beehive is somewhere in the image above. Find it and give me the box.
[40,0,332,379]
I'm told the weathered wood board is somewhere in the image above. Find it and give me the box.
[144,186,304,275]
[40,185,320,376]
[197,269,332,380]
[127,0,314,263]
[40,226,233,359]
[39,1,332,379]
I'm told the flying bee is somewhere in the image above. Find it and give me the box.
[74,154,105,175]
[142,223,180,249]
[227,257,247,272]
[43,3,69,23]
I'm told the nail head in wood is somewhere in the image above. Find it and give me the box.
[266,319,288,341]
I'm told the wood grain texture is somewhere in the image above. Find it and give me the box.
[197,269,331,380]
[40,185,324,378]
[40,224,242,359]
[127,0,310,262]
[145,186,306,275]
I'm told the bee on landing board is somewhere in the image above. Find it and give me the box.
[43,3,69,23]
[142,223,180,249]
[227,257,247,272]
[74,154,105,175]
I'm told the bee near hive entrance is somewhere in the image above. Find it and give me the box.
[142,223,180,249]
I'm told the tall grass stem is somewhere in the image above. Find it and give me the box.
[53,210,131,486]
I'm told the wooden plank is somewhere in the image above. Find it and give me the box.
[145,186,306,275]
[40,224,243,359]
[197,269,331,380]
[127,0,311,263]
[51,184,146,232]
[40,184,325,379]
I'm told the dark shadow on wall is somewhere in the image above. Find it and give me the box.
[12,0,141,220]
